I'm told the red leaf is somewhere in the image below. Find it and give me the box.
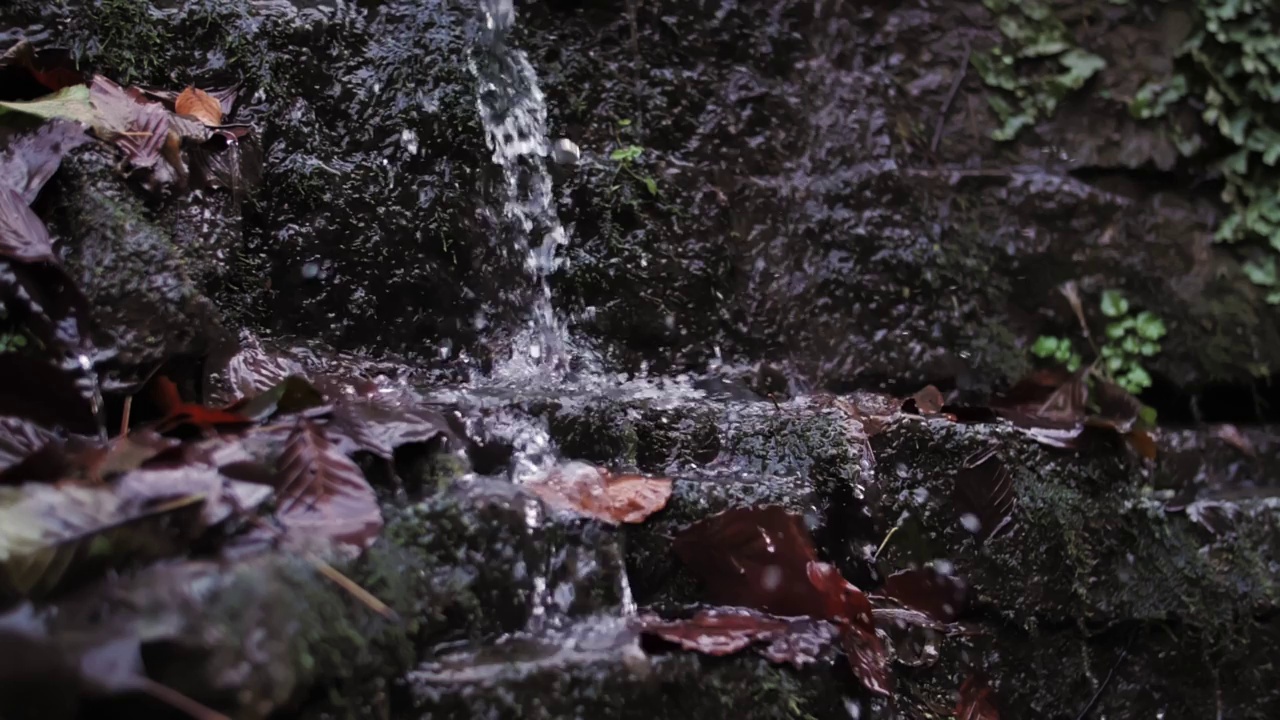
[956,673,1000,720]
[954,446,1015,542]
[524,461,671,525]
[872,567,969,624]
[274,419,383,549]
[806,561,874,626]
[635,607,837,669]
[839,620,891,697]
[673,506,824,616]
[151,375,254,434]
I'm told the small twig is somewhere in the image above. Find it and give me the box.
[136,676,231,720]
[931,38,972,153]
[873,526,899,560]
[119,395,133,438]
[307,553,399,622]
[1075,632,1136,720]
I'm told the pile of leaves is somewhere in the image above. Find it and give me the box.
[633,506,995,713]
[0,364,454,717]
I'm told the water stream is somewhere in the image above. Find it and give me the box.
[470,0,585,380]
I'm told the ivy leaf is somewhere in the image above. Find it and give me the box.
[642,176,658,196]
[1243,257,1278,286]
[1030,336,1059,357]
[1100,290,1129,318]
[1133,311,1166,341]
[274,419,383,549]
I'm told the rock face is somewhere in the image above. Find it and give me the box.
[4,0,1280,719]
[5,0,1277,398]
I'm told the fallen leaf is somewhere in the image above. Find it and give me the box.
[673,506,823,616]
[635,607,837,669]
[228,375,327,422]
[953,446,1015,542]
[0,186,53,262]
[0,85,96,125]
[151,377,254,434]
[955,673,1000,720]
[274,419,383,549]
[0,484,205,602]
[524,461,671,525]
[1214,424,1255,456]
[906,385,945,416]
[0,121,92,203]
[839,620,891,697]
[806,561,875,626]
[174,87,222,126]
[871,567,969,624]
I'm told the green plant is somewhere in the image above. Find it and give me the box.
[1098,290,1166,395]
[1032,290,1166,396]
[1178,1,1280,300]
[608,119,658,196]
[972,0,1108,141]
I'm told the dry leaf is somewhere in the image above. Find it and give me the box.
[274,419,383,549]
[174,87,222,126]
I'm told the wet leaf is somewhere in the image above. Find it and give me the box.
[152,378,254,434]
[907,385,946,416]
[0,121,91,203]
[673,506,823,616]
[0,85,96,125]
[872,567,969,624]
[953,447,1015,542]
[174,87,222,126]
[635,607,837,669]
[229,375,326,422]
[955,673,1000,720]
[274,419,383,549]
[0,484,205,601]
[116,461,273,529]
[524,461,671,525]
[0,186,52,262]
[839,620,891,697]
[1214,424,1255,456]
[806,561,875,626]
[0,417,59,471]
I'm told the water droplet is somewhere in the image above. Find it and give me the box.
[960,513,982,534]
[761,565,783,591]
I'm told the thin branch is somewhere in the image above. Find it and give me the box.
[1075,631,1136,720]
[931,39,972,153]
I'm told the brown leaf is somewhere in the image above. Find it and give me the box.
[0,186,53,262]
[955,673,1000,720]
[839,620,891,697]
[871,567,969,624]
[954,446,1015,542]
[275,419,383,549]
[906,385,945,416]
[0,121,92,204]
[636,607,837,669]
[174,87,222,126]
[673,506,823,616]
[524,461,671,525]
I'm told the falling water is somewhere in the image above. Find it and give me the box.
[469,0,581,376]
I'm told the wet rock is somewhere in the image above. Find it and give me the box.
[870,415,1280,717]
[48,145,231,381]
[405,619,858,720]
